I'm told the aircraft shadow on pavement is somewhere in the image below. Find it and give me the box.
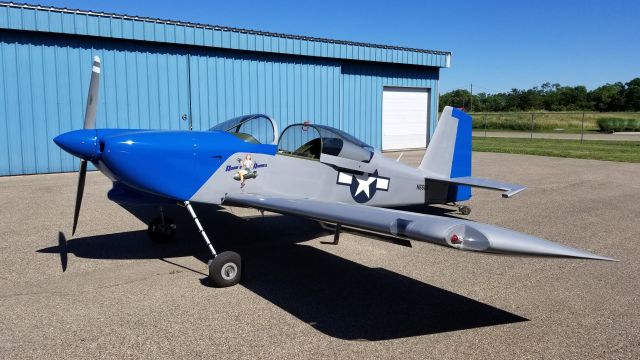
[233,245,528,341]
[40,210,527,341]
[39,211,323,262]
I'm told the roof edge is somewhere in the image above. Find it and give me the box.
[0,1,451,56]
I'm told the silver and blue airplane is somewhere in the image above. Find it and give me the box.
[54,57,615,287]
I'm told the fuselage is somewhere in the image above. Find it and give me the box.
[55,128,434,207]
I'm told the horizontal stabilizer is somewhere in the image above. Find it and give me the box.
[427,176,526,198]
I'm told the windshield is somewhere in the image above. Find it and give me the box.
[210,114,278,144]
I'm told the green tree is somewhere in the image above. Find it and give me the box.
[439,78,637,112]
[439,89,472,111]
[557,86,590,110]
[541,83,562,110]
[625,78,640,111]
[519,87,544,110]
[590,83,625,111]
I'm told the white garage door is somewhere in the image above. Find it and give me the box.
[382,87,430,150]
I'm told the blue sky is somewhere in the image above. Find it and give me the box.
[31,0,639,94]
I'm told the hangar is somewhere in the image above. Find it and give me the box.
[0,2,451,176]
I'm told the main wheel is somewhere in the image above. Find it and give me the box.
[459,205,471,216]
[147,217,177,243]
[208,251,242,287]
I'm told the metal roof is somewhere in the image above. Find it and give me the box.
[0,2,451,68]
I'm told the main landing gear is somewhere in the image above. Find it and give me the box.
[183,201,242,287]
[148,207,176,243]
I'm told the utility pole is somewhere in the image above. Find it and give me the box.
[470,83,473,112]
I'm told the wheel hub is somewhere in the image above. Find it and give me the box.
[153,223,175,235]
[221,263,238,280]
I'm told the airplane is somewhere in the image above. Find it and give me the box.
[53,56,615,287]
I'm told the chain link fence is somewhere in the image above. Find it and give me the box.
[468,112,640,142]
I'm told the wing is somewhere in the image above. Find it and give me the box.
[223,193,614,261]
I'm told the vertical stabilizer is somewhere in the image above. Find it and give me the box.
[419,106,472,200]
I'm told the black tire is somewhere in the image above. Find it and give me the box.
[460,206,471,215]
[208,251,242,287]
[147,217,177,243]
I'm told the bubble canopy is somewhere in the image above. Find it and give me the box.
[314,125,373,151]
[209,114,279,145]
[211,114,374,162]
[278,123,374,162]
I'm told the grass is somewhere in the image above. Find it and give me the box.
[472,136,640,163]
[597,117,640,132]
[469,112,640,133]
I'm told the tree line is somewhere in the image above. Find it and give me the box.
[439,78,640,112]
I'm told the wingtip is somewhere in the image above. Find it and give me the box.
[468,222,619,262]
[589,254,618,262]
[502,186,526,198]
[564,249,618,262]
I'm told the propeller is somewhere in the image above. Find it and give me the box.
[72,159,88,235]
[72,56,101,235]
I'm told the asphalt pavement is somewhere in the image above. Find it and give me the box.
[1,151,639,359]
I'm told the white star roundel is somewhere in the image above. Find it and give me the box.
[336,170,389,203]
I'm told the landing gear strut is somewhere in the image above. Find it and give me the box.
[318,222,342,245]
[183,201,241,287]
[333,224,342,245]
[148,207,176,243]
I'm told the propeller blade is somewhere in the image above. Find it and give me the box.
[72,160,87,235]
[70,56,100,235]
[83,56,101,130]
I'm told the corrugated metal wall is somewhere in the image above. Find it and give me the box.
[188,48,341,131]
[341,62,439,147]
[0,29,439,176]
[0,31,192,175]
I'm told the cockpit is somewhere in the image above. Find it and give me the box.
[277,123,374,162]
[211,114,374,164]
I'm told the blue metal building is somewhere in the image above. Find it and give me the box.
[0,2,451,176]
